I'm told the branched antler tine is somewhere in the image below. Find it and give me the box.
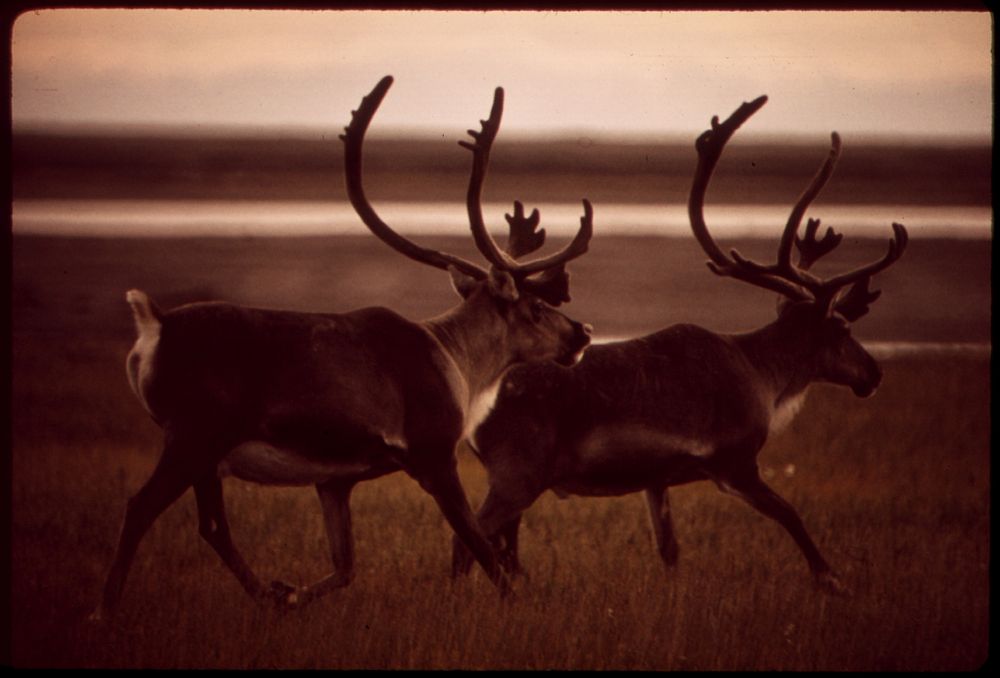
[777,132,842,272]
[689,102,907,309]
[505,199,593,276]
[461,87,519,270]
[834,276,882,321]
[705,257,818,299]
[729,132,843,287]
[461,87,592,276]
[688,95,769,271]
[504,200,546,258]
[820,222,909,293]
[727,249,767,273]
[796,217,843,270]
[726,245,822,290]
[338,76,394,143]
[688,95,812,301]
[341,76,487,279]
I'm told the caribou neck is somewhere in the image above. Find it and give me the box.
[424,299,513,400]
[733,319,817,409]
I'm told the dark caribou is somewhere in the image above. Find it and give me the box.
[452,94,908,594]
[90,76,594,620]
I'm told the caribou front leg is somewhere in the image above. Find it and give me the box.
[717,465,849,595]
[452,481,541,580]
[411,451,511,595]
[453,516,525,581]
[495,515,525,578]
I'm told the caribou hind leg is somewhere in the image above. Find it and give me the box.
[90,434,207,621]
[644,485,680,569]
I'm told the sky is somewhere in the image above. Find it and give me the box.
[10,8,993,140]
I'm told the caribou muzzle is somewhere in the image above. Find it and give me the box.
[850,361,882,398]
[557,321,593,366]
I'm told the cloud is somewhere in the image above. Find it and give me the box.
[11,9,992,137]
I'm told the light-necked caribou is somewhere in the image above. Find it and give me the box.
[452,94,908,594]
[90,75,595,621]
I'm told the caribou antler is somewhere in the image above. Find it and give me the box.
[340,76,489,280]
[778,132,843,274]
[341,76,593,298]
[500,200,580,305]
[796,217,843,271]
[833,276,882,321]
[460,88,593,278]
[687,96,809,301]
[717,129,844,293]
[504,201,546,258]
[688,96,908,314]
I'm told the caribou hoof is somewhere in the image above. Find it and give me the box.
[815,571,850,597]
[499,562,530,587]
[493,569,516,599]
[268,580,302,609]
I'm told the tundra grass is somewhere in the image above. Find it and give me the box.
[9,335,989,670]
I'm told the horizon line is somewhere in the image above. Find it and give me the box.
[12,120,992,147]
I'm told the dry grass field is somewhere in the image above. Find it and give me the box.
[8,230,991,670]
[9,334,990,670]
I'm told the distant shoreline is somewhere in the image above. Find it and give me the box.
[12,233,990,344]
[11,200,991,240]
[12,132,991,207]
[591,336,992,358]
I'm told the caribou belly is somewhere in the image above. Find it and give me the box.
[218,441,377,486]
[553,425,714,497]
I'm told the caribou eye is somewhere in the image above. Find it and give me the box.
[827,319,851,341]
[530,299,546,322]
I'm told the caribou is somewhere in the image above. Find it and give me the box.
[90,75,595,621]
[452,95,908,594]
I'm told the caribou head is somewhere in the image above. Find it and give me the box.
[688,95,908,398]
[340,76,593,372]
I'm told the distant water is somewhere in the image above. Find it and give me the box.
[12,199,992,239]
[591,337,990,358]
[861,342,991,358]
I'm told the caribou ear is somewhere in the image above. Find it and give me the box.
[448,265,480,299]
[486,267,519,302]
[522,265,571,306]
